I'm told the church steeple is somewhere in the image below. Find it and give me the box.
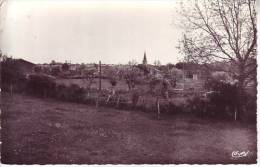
[143,51,147,65]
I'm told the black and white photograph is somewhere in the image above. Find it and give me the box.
[0,0,258,165]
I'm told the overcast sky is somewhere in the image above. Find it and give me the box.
[0,0,183,64]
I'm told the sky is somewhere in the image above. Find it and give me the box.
[0,0,183,64]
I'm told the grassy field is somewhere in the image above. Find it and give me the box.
[56,78,129,91]
[56,78,204,91]
[1,93,257,164]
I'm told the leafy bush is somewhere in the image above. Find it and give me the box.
[243,93,257,123]
[50,66,61,76]
[211,71,232,82]
[203,79,239,119]
[207,79,238,102]
[186,95,206,116]
[1,57,26,92]
[137,64,150,76]
[116,96,129,109]
[26,74,56,97]
[109,79,117,87]
[131,89,140,109]
[14,77,28,94]
[33,66,42,73]
[55,84,68,100]
[62,63,69,71]
[55,84,86,103]
[67,84,86,103]
[167,102,183,114]
[149,78,161,94]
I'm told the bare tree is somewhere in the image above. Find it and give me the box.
[104,67,119,95]
[81,68,96,96]
[153,60,161,67]
[122,60,140,91]
[0,0,6,35]
[0,0,4,9]
[178,0,256,120]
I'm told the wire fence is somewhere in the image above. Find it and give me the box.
[81,88,207,119]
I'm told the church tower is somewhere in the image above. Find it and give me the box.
[143,51,147,65]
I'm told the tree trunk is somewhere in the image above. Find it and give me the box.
[157,97,160,120]
[236,64,246,121]
[10,84,13,96]
[96,96,99,108]
[111,86,115,95]
[127,82,131,91]
[116,96,120,108]
[237,83,245,121]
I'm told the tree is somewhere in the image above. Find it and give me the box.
[175,62,184,70]
[33,66,42,73]
[50,66,61,76]
[62,63,69,71]
[122,60,140,91]
[0,0,4,11]
[153,60,161,67]
[166,63,175,70]
[81,68,96,95]
[137,64,150,77]
[104,67,118,95]
[51,60,56,65]
[0,54,25,94]
[0,0,4,7]
[27,74,56,98]
[178,0,256,120]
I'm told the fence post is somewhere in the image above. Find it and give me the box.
[10,84,13,96]
[157,97,160,120]
[141,97,145,111]
[234,108,237,121]
[96,61,102,108]
[106,95,111,104]
[99,61,101,91]
[96,96,99,108]
[116,96,120,108]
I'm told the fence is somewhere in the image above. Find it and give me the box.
[84,88,200,119]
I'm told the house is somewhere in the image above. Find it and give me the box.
[13,58,35,74]
[69,64,79,71]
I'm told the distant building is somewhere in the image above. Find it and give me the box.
[69,64,79,71]
[193,74,198,80]
[13,59,35,74]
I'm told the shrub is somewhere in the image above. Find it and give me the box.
[55,84,68,100]
[204,79,239,119]
[186,95,206,116]
[110,79,117,87]
[243,93,257,123]
[62,63,69,71]
[55,84,85,103]
[68,84,86,103]
[14,77,28,94]
[116,96,129,109]
[211,71,232,82]
[1,57,26,93]
[26,74,56,97]
[131,89,140,109]
[50,66,61,76]
[33,66,42,73]
[149,78,161,94]
[167,102,183,114]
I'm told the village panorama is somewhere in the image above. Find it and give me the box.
[0,0,257,165]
